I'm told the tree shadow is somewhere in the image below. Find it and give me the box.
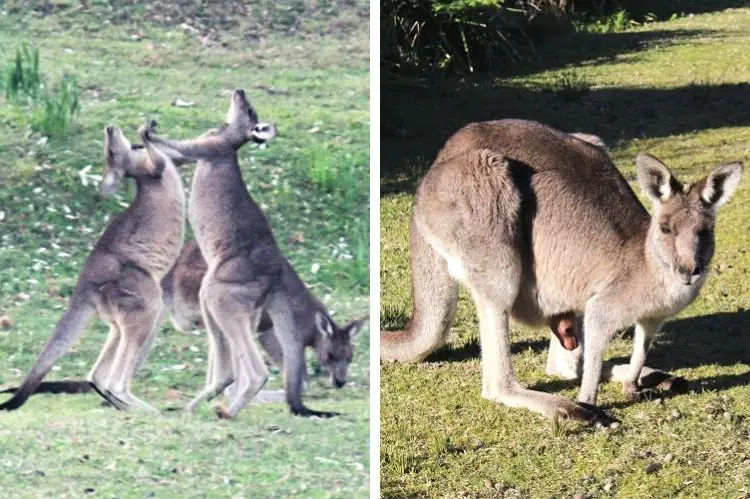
[382,25,750,195]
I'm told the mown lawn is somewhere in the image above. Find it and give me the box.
[381,4,750,498]
[0,2,369,497]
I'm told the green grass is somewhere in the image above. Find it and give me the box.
[381,5,750,498]
[0,3,369,497]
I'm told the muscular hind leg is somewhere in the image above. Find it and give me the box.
[381,214,458,362]
[211,305,268,419]
[87,323,122,391]
[100,299,162,413]
[184,295,236,413]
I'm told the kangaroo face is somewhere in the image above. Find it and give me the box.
[314,312,364,389]
[637,153,742,286]
[225,88,277,146]
[101,125,134,198]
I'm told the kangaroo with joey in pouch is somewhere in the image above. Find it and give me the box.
[0,124,185,412]
[161,240,366,395]
[142,88,346,419]
[381,119,742,424]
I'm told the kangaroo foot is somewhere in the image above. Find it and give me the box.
[573,402,618,427]
[290,406,340,418]
[639,371,688,394]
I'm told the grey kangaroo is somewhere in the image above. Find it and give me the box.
[161,240,365,391]
[142,88,345,418]
[0,125,185,412]
[381,119,742,424]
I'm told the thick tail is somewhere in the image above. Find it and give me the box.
[0,292,95,410]
[0,380,93,395]
[380,212,458,362]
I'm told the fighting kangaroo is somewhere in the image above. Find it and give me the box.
[142,88,344,418]
[0,124,185,412]
[381,119,741,424]
[161,240,365,391]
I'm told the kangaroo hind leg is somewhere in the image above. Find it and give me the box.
[184,282,237,413]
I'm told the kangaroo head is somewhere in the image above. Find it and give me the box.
[313,312,366,389]
[101,125,149,197]
[637,153,742,286]
[222,88,277,147]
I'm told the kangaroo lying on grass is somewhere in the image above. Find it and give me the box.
[142,88,346,418]
[381,119,742,424]
[161,240,366,392]
[0,125,185,412]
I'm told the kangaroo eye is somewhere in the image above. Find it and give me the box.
[660,224,671,235]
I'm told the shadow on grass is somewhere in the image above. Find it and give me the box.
[383,79,750,194]
[422,310,749,399]
[423,336,551,363]
[382,25,750,195]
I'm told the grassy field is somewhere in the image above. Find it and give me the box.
[0,2,369,497]
[381,4,750,498]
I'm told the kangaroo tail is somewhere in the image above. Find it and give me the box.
[380,211,458,362]
[0,292,96,410]
[0,380,93,395]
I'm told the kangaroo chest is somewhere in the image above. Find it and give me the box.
[188,160,273,265]
[125,167,185,279]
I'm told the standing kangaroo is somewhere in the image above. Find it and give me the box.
[142,88,344,418]
[161,240,365,390]
[0,125,185,412]
[381,119,742,423]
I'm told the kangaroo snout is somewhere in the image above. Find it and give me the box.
[251,122,277,143]
[678,264,702,285]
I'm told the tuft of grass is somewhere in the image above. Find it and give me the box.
[2,43,81,137]
[32,76,80,137]
[546,70,590,101]
[4,43,42,99]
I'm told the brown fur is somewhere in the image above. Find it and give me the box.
[382,119,741,424]
[144,89,354,418]
[0,125,185,412]
[161,240,364,391]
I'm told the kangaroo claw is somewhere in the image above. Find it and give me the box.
[574,402,619,427]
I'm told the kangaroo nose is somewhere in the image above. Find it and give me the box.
[333,378,346,389]
[106,125,114,135]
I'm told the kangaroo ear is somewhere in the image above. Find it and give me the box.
[314,311,335,337]
[636,153,681,203]
[700,161,743,209]
[571,132,607,149]
[346,316,368,339]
